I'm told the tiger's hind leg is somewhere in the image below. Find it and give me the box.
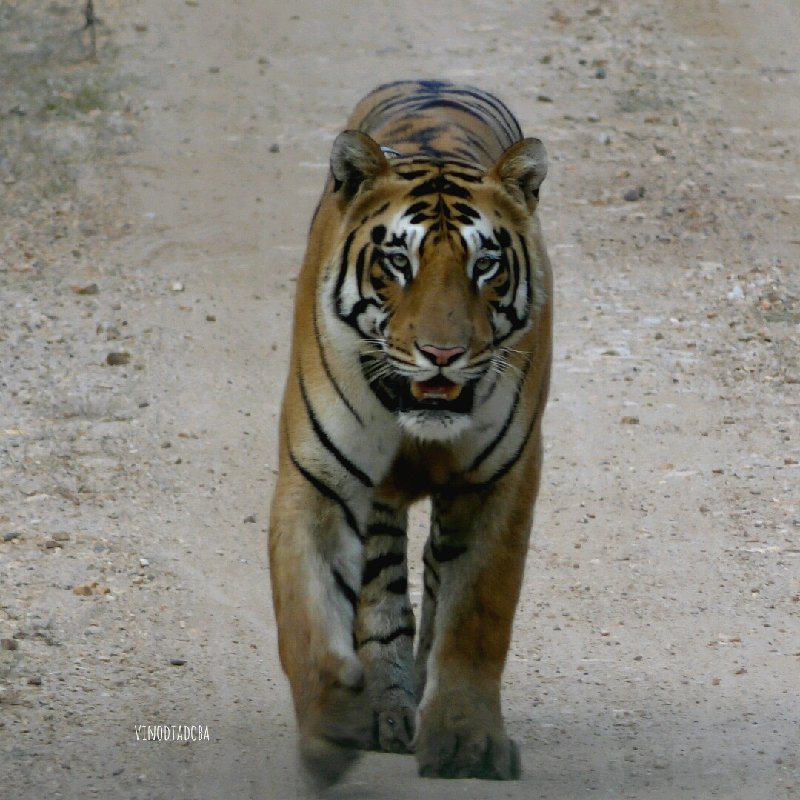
[355,497,417,753]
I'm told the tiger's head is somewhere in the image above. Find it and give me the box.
[325,131,548,442]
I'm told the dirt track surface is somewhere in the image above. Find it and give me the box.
[1,1,798,798]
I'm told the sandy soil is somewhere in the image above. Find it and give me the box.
[1,1,798,798]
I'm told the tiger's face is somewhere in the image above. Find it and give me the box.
[327,133,547,441]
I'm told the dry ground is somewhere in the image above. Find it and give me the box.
[1,1,798,798]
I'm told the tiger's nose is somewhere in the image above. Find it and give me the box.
[416,343,466,366]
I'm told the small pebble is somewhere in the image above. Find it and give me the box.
[1,639,18,651]
[243,514,257,524]
[106,352,130,366]
[71,283,99,295]
[170,658,187,667]
[624,187,645,202]
[27,676,42,686]
[269,143,280,153]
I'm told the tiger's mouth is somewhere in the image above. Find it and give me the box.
[410,375,464,403]
[361,357,475,415]
[401,375,474,413]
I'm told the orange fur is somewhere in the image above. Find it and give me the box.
[269,80,552,784]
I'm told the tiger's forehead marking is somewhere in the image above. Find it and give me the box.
[362,161,509,262]
[375,204,500,265]
[380,210,426,253]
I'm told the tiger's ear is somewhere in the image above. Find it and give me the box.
[489,138,548,211]
[330,130,390,201]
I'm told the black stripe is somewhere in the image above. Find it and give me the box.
[398,168,430,181]
[403,200,430,218]
[368,201,391,220]
[362,551,405,585]
[449,87,522,146]
[459,372,548,492]
[452,201,480,220]
[385,682,415,695]
[416,98,498,135]
[343,296,381,333]
[508,248,521,308]
[371,501,397,517]
[287,447,364,542]
[358,625,415,648]
[518,234,533,312]
[312,303,364,426]
[447,169,484,183]
[299,370,373,487]
[367,522,406,538]
[333,230,356,318]
[409,173,472,200]
[386,577,408,595]
[467,357,532,473]
[332,568,359,615]
[354,242,367,296]
[463,416,534,491]
[423,555,440,584]
[492,277,511,296]
[430,540,468,564]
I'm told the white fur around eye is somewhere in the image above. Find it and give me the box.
[382,251,412,284]
[471,254,501,285]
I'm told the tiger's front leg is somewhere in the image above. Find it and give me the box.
[414,440,542,780]
[269,450,376,787]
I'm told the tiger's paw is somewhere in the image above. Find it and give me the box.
[299,656,373,788]
[372,697,416,753]
[414,703,521,780]
[300,733,361,791]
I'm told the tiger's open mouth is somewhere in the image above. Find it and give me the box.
[402,376,474,413]
[410,376,463,403]
[361,357,475,415]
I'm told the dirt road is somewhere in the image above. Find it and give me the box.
[1,1,798,798]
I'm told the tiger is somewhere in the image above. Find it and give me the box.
[268,79,552,785]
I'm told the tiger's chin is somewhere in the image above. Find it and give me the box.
[397,409,473,442]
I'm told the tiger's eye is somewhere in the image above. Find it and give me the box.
[387,253,410,271]
[474,256,499,276]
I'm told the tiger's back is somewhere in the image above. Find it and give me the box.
[348,79,523,165]
[269,79,552,785]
